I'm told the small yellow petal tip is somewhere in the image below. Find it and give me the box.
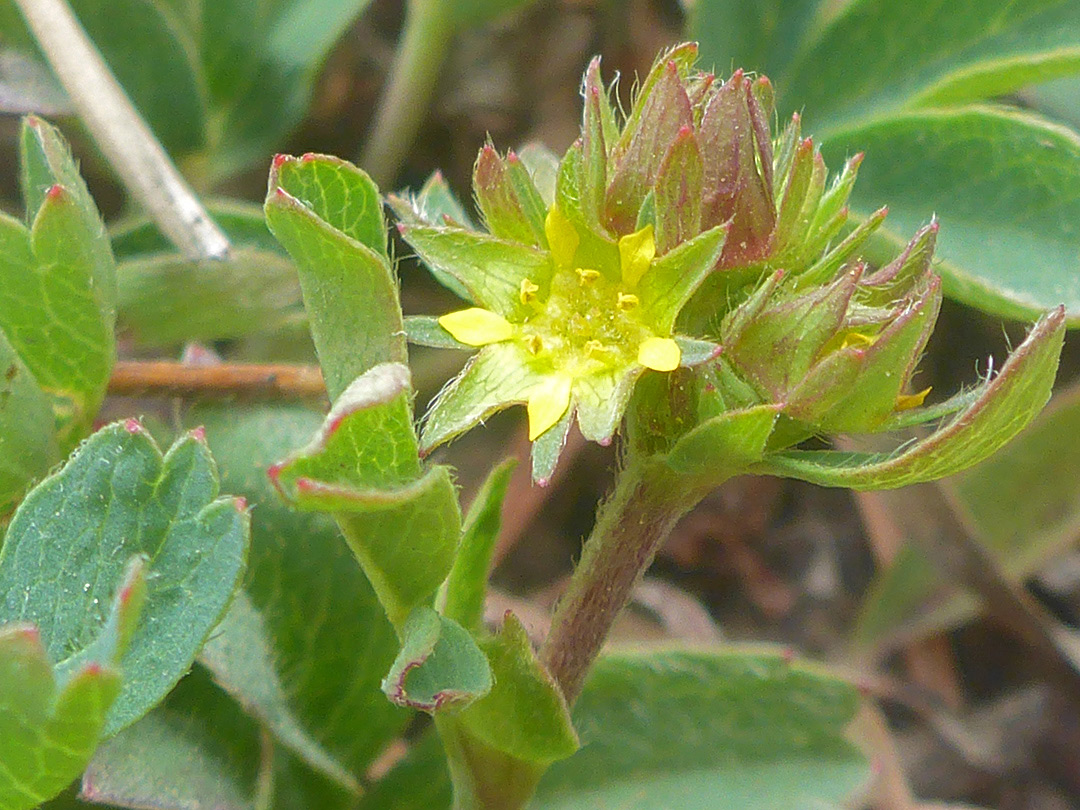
[438,308,514,346]
[527,375,572,440]
[895,386,932,412]
[637,337,681,372]
[545,206,579,269]
[619,224,656,288]
[840,331,877,350]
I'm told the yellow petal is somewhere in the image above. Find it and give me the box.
[895,386,932,412]
[438,308,514,346]
[527,375,572,441]
[619,224,656,287]
[637,337,681,371]
[545,206,579,269]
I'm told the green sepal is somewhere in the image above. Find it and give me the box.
[638,224,727,332]
[653,124,703,254]
[421,342,544,453]
[785,274,941,433]
[531,408,573,485]
[515,143,559,207]
[441,458,517,632]
[382,607,492,712]
[606,59,692,234]
[474,144,546,247]
[265,152,404,400]
[724,266,858,399]
[399,222,553,320]
[760,306,1066,490]
[665,404,782,482]
[270,364,461,630]
[555,142,619,272]
[574,370,636,444]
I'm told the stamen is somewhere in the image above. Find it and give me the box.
[526,334,544,355]
[617,292,639,311]
[576,268,601,285]
[584,339,606,356]
[520,278,539,304]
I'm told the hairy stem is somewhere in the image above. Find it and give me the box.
[13,0,230,261]
[109,361,325,399]
[361,0,455,186]
[540,456,713,703]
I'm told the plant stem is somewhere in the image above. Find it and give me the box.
[108,361,325,399]
[436,716,544,810]
[539,456,713,704]
[361,0,455,187]
[13,0,230,261]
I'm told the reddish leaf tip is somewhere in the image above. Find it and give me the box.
[536,477,550,488]
[295,477,317,493]
[598,436,612,447]
[731,67,744,81]
[781,646,795,663]
[83,662,104,676]
[19,625,41,643]
[189,425,207,442]
[233,496,248,512]
[124,418,145,434]
[301,152,316,163]
[708,345,723,360]
[396,222,408,234]
[677,124,694,138]
[274,187,289,199]
[266,462,283,488]
[432,169,444,180]
[856,677,872,696]
[45,183,64,200]
[507,149,520,163]
[272,153,289,169]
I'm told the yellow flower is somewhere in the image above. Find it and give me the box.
[435,207,683,441]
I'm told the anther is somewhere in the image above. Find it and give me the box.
[526,334,544,355]
[576,268,600,285]
[617,292,639,311]
[520,278,539,304]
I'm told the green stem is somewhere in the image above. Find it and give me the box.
[539,456,714,704]
[361,0,455,187]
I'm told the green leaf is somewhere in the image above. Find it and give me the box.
[271,364,461,630]
[382,606,492,712]
[266,154,405,401]
[690,0,828,79]
[5,117,116,447]
[0,330,58,514]
[192,402,408,780]
[455,614,578,764]
[0,420,250,735]
[533,647,867,810]
[199,592,359,793]
[69,0,205,156]
[110,199,284,259]
[637,224,727,332]
[357,732,451,810]
[779,0,1080,135]
[823,108,1080,322]
[441,458,516,631]
[761,307,1065,490]
[80,665,262,810]
[117,247,301,345]
[666,404,781,481]
[0,558,145,810]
